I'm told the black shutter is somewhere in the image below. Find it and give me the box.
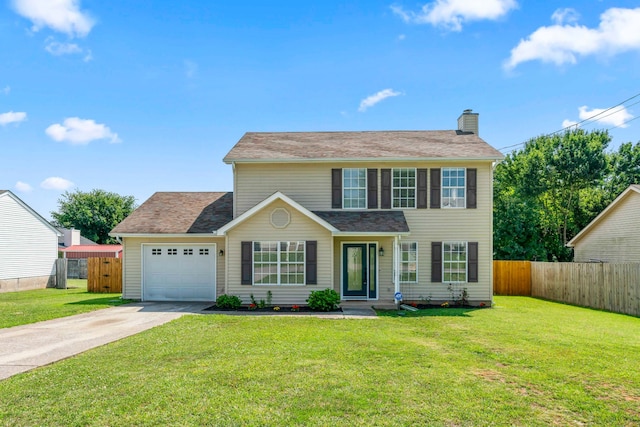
[241,241,252,285]
[466,168,477,209]
[331,169,342,209]
[431,242,442,283]
[417,168,428,209]
[367,169,378,209]
[468,242,478,283]
[306,241,317,285]
[381,169,391,209]
[430,168,441,209]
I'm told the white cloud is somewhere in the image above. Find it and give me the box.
[398,34,406,41]
[562,119,579,129]
[11,0,94,38]
[551,8,579,25]
[45,117,121,145]
[358,89,402,112]
[391,0,518,31]
[45,41,82,55]
[40,177,74,191]
[505,7,640,70]
[14,181,33,192]
[2,86,10,95]
[0,111,27,126]
[562,105,633,129]
[83,49,93,62]
[579,105,633,128]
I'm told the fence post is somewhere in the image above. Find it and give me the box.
[55,258,67,289]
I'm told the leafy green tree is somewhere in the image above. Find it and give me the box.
[51,189,136,244]
[494,129,610,261]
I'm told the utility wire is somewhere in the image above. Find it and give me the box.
[497,91,640,152]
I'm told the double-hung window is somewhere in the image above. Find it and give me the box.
[399,242,418,283]
[343,168,366,209]
[442,168,465,208]
[443,242,467,282]
[253,241,305,285]
[392,168,416,208]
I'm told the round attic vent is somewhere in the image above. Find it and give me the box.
[270,208,290,229]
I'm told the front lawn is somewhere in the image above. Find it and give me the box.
[0,280,129,329]
[1,297,639,426]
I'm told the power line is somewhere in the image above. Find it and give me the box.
[497,91,640,152]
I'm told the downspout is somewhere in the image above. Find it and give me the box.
[394,235,400,301]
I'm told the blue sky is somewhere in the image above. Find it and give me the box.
[2,0,639,220]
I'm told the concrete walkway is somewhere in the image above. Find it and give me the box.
[0,302,208,381]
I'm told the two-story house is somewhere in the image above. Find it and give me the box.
[111,110,503,306]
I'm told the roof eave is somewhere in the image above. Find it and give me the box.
[332,231,411,236]
[224,156,503,164]
[109,233,220,238]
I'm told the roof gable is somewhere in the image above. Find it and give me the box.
[216,192,338,235]
[0,190,61,236]
[568,185,640,247]
[224,131,504,163]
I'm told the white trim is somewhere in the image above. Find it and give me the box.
[442,241,468,284]
[141,243,216,302]
[342,167,367,210]
[216,191,339,235]
[399,241,418,284]
[339,241,379,301]
[567,185,640,247]
[0,191,61,236]
[441,167,467,209]
[224,156,503,164]
[391,167,417,210]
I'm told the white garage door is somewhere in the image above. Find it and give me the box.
[143,244,216,301]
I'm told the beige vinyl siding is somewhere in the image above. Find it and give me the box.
[226,199,333,305]
[122,236,225,300]
[573,193,640,263]
[0,194,58,281]
[234,160,494,304]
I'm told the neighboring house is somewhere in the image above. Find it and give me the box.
[0,190,61,292]
[567,185,640,263]
[58,227,98,249]
[111,110,503,305]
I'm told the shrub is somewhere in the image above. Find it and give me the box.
[306,289,340,311]
[216,294,242,309]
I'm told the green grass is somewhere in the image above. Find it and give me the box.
[0,280,129,329]
[1,296,639,426]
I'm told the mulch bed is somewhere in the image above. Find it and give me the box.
[204,305,342,313]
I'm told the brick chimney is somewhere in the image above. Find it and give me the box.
[457,109,479,135]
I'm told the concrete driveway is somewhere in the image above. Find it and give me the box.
[0,302,208,381]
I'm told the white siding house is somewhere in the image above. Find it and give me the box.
[0,190,61,292]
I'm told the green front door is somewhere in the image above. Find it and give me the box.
[343,244,368,297]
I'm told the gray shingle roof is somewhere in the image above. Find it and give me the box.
[224,131,503,162]
[312,210,409,233]
[57,229,98,247]
[111,192,233,234]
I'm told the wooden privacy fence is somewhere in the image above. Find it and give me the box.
[493,261,531,296]
[531,262,640,317]
[88,257,122,293]
[493,260,640,317]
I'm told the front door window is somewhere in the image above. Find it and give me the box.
[343,243,377,298]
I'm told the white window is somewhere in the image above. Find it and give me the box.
[400,242,418,283]
[443,242,467,283]
[183,249,193,255]
[199,248,209,255]
[442,168,465,208]
[253,241,305,285]
[151,248,161,255]
[343,168,366,209]
[167,248,177,255]
[392,168,416,208]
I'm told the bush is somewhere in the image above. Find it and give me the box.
[306,289,340,311]
[216,294,242,309]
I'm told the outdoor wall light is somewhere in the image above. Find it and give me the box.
[379,247,384,257]
[219,249,224,257]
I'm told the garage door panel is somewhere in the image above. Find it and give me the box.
[143,245,216,301]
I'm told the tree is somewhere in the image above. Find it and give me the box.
[51,189,136,244]
[494,129,610,261]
